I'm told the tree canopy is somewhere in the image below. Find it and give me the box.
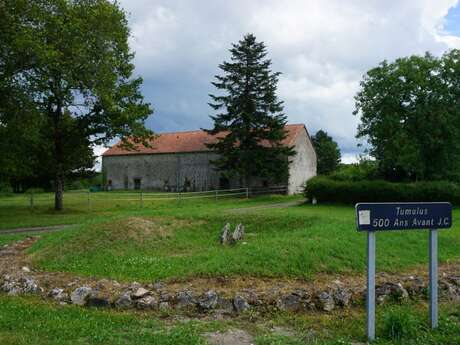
[205,34,294,186]
[0,0,153,208]
[311,130,341,175]
[354,50,460,181]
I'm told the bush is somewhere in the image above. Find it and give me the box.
[329,161,379,182]
[305,176,460,204]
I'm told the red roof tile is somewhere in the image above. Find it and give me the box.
[102,124,306,156]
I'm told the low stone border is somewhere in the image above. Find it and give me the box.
[2,270,460,315]
[1,238,459,315]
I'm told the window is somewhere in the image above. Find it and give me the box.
[134,178,141,190]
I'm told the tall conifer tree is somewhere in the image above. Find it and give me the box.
[206,34,294,186]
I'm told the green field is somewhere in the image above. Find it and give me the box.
[1,192,459,281]
[1,192,460,344]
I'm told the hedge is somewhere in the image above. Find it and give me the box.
[304,176,460,205]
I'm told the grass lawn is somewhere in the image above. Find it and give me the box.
[0,295,459,345]
[0,192,459,282]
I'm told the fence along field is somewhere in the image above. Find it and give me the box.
[0,185,288,211]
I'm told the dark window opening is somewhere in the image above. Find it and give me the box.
[219,176,230,189]
[134,178,141,190]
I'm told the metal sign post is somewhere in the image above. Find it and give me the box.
[355,202,452,342]
[367,230,376,341]
[429,229,438,329]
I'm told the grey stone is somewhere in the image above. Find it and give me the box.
[131,287,149,299]
[317,291,335,312]
[198,290,218,310]
[233,295,250,313]
[48,288,69,302]
[405,277,426,296]
[333,287,351,307]
[115,293,133,309]
[71,286,92,306]
[220,223,231,245]
[136,295,157,310]
[21,277,42,294]
[231,223,245,242]
[277,293,302,311]
[175,290,196,308]
[376,283,409,304]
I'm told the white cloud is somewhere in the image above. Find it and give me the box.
[118,0,460,157]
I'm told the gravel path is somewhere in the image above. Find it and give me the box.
[0,224,76,235]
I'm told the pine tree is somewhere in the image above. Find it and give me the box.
[205,34,294,187]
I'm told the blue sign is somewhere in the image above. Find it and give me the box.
[356,202,452,232]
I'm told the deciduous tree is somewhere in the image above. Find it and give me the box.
[354,50,460,181]
[0,0,153,209]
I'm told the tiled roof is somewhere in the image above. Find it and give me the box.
[102,124,306,156]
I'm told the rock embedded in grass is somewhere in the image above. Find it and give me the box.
[115,292,133,309]
[48,288,69,302]
[198,290,218,310]
[70,286,93,306]
[131,287,149,299]
[316,291,335,312]
[233,295,250,313]
[136,295,157,310]
[175,290,196,309]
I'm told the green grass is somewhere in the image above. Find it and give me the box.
[1,193,459,281]
[0,295,459,345]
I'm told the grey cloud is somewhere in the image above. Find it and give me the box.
[117,0,459,159]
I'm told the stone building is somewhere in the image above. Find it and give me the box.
[102,124,317,194]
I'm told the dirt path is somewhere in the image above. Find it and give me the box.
[0,224,76,236]
[227,199,306,213]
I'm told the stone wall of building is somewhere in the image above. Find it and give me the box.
[287,128,317,194]
[103,127,317,194]
[102,152,223,191]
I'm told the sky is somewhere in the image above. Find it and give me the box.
[95,0,460,165]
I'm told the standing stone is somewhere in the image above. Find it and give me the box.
[220,223,231,245]
[232,224,245,242]
[71,286,92,306]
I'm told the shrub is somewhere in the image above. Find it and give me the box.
[305,176,460,204]
[330,161,379,182]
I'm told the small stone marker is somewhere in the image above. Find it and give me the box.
[232,223,245,242]
[220,223,231,245]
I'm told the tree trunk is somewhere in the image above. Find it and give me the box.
[54,172,64,211]
[53,97,64,211]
